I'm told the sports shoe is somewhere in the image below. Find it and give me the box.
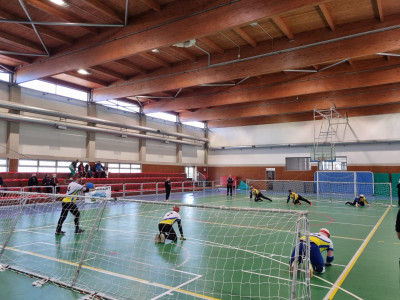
[55,231,65,235]
[75,228,85,234]
[290,265,294,275]
[154,233,160,243]
[309,202,312,206]
[160,234,166,244]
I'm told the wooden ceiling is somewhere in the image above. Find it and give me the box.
[1,0,400,128]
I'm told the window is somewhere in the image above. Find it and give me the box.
[97,99,140,113]
[0,72,10,82]
[286,157,311,171]
[107,163,142,173]
[19,79,88,101]
[182,121,205,129]
[0,159,8,172]
[146,112,177,122]
[185,166,194,179]
[318,156,347,171]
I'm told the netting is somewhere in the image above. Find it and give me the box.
[0,191,310,300]
[246,179,392,206]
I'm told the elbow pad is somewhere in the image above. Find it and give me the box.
[326,256,334,263]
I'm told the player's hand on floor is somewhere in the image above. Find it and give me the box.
[180,235,186,240]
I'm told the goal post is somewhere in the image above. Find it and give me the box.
[246,179,392,206]
[0,191,310,300]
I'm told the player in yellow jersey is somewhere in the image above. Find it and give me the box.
[290,228,334,275]
[249,186,272,202]
[345,194,370,207]
[155,206,186,244]
[55,174,87,235]
[287,190,312,206]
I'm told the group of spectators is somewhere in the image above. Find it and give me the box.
[69,160,108,179]
[27,173,60,193]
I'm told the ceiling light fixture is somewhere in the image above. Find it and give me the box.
[77,69,90,75]
[151,49,160,53]
[173,39,196,48]
[49,0,69,7]
[376,52,400,57]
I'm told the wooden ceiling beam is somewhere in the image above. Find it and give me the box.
[93,26,400,102]
[115,59,148,75]
[64,71,108,86]
[15,0,327,82]
[24,0,97,35]
[0,9,73,45]
[84,0,123,23]
[0,31,44,53]
[375,0,384,22]
[198,37,224,54]
[138,0,161,12]
[319,3,335,31]
[139,52,170,68]
[144,63,400,113]
[90,66,127,81]
[168,47,197,62]
[233,27,257,47]
[179,85,400,121]
[272,16,294,40]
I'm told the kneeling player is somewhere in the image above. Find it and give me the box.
[290,228,334,276]
[155,206,186,244]
[287,190,312,206]
[345,194,370,207]
[249,186,272,202]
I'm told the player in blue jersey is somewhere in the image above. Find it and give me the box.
[290,228,334,276]
[345,194,370,207]
[155,206,186,243]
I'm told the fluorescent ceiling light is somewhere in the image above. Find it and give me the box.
[77,69,90,75]
[376,52,400,57]
[151,49,160,53]
[49,0,68,6]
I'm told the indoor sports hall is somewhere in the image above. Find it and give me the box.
[1,1,400,300]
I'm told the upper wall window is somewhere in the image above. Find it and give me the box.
[318,156,347,171]
[0,158,8,172]
[97,99,140,113]
[0,72,10,82]
[182,121,205,129]
[19,79,88,101]
[146,112,177,122]
[286,157,311,171]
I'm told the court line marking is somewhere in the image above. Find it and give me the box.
[323,205,391,300]
[4,246,217,300]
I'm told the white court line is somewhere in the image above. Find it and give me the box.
[150,275,202,300]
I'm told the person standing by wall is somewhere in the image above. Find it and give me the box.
[51,173,60,194]
[69,159,79,179]
[227,174,234,197]
[397,179,400,206]
[165,177,171,201]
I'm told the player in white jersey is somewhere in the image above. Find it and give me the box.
[155,206,186,243]
[290,228,334,275]
[55,174,87,235]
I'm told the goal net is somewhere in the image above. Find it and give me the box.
[246,179,392,206]
[0,191,310,300]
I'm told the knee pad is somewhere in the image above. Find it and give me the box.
[314,265,325,273]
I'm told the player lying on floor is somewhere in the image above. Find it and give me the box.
[345,194,370,207]
[155,206,186,244]
[249,186,272,202]
[290,228,334,276]
[287,190,312,206]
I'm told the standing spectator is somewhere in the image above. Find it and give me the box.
[0,176,6,190]
[227,174,234,197]
[77,161,85,177]
[28,173,40,193]
[397,179,400,206]
[51,173,60,194]
[42,174,52,193]
[85,163,93,178]
[95,161,106,178]
[396,209,400,240]
[69,159,79,179]
[55,174,86,235]
[165,177,171,201]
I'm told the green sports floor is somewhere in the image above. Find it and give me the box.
[0,190,399,300]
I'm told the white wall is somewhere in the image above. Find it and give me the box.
[208,114,400,166]
[19,123,87,158]
[182,145,205,164]
[95,133,139,161]
[0,120,6,154]
[146,140,177,163]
